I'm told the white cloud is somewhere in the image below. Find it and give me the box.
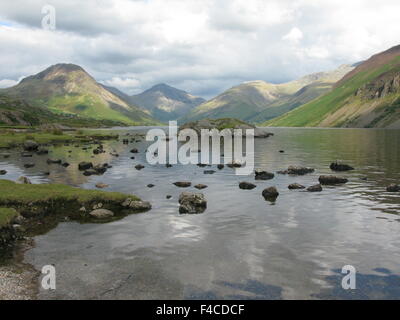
[283,27,303,43]
[0,79,18,88]
[0,0,399,98]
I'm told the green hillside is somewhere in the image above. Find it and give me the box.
[1,64,160,126]
[180,65,354,124]
[265,45,400,128]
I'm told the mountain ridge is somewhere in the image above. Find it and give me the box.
[0,63,159,126]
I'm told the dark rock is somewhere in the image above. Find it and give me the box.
[0,170,7,175]
[24,163,35,168]
[135,164,144,170]
[330,162,354,171]
[93,165,107,174]
[279,150,285,153]
[288,183,305,190]
[262,187,279,200]
[36,148,49,155]
[287,166,315,175]
[197,163,208,167]
[204,170,216,174]
[217,164,224,170]
[386,184,400,192]
[239,182,256,190]
[227,161,243,168]
[166,195,172,199]
[147,184,155,188]
[276,170,288,174]
[318,175,348,185]
[173,181,191,188]
[47,159,62,164]
[78,162,93,170]
[166,163,172,168]
[62,162,70,167]
[130,156,135,159]
[255,169,274,180]
[83,169,97,176]
[307,184,322,192]
[130,148,139,153]
[23,140,39,151]
[179,192,207,214]
[194,184,208,190]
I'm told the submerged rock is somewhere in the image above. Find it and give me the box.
[330,162,354,171]
[47,159,62,164]
[23,163,35,168]
[179,192,207,214]
[307,184,322,192]
[386,184,400,192]
[288,183,306,190]
[173,181,191,188]
[239,182,257,190]
[262,187,279,200]
[16,176,31,184]
[318,175,348,185]
[89,209,114,219]
[255,170,274,180]
[95,183,109,189]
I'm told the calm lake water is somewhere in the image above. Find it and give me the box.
[1,127,400,299]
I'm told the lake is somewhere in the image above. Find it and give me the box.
[1,127,400,299]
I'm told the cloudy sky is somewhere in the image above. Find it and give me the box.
[0,0,399,98]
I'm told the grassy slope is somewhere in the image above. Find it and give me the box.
[1,65,160,126]
[266,55,400,127]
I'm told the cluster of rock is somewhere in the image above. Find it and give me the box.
[78,161,111,176]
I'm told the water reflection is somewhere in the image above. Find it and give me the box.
[1,127,399,299]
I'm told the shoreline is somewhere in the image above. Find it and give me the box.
[0,239,39,300]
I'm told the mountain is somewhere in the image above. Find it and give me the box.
[0,94,56,126]
[180,64,354,124]
[129,83,205,121]
[0,64,159,126]
[266,45,400,128]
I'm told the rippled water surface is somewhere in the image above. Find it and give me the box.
[1,127,400,299]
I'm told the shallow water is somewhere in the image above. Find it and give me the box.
[1,127,400,299]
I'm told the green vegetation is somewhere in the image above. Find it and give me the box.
[266,54,400,127]
[0,64,160,126]
[180,65,354,124]
[0,180,138,206]
[0,208,19,228]
[0,130,118,148]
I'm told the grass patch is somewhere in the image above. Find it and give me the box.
[0,180,138,206]
[0,130,119,148]
[0,208,19,228]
